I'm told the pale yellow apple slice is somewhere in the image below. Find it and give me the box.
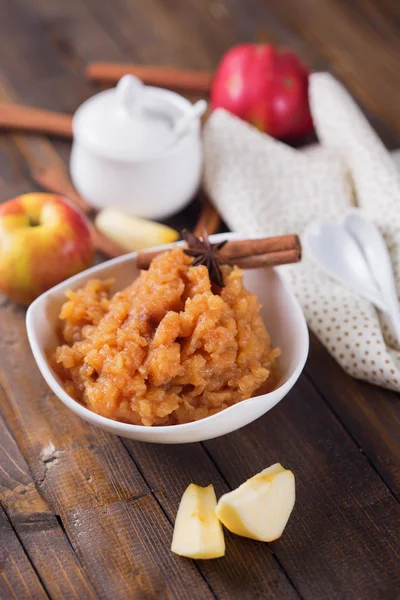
[95,207,179,252]
[215,463,295,542]
[171,484,225,559]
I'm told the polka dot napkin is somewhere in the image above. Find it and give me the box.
[203,72,400,392]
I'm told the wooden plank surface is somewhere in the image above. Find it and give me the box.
[0,302,215,600]
[267,0,400,135]
[205,376,400,598]
[0,0,400,598]
[306,335,400,501]
[0,415,97,599]
[123,440,299,599]
[0,505,48,600]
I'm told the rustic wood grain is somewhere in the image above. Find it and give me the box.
[0,304,214,599]
[0,415,97,599]
[0,79,85,199]
[204,375,400,599]
[0,505,48,600]
[266,0,400,135]
[305,334,400,500]
[124,440,299,599]
[1,0,400,598]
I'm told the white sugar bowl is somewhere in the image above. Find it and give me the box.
[70,75,206,219]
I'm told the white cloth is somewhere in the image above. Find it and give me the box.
[203,73,400,392]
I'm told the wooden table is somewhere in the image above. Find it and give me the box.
[1,1,400,598]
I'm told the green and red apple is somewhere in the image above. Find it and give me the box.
[0,193,94,305]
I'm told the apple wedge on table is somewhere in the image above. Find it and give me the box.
[216,463,295,542]
[95,207,178,252]
[171,484,225,559]
[171,464,295,560]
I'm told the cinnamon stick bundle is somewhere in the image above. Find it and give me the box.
[136,234,301,271]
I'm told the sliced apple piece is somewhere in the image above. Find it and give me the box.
[171,484,225,559]
[95,207,179,252]
[215,463,295,542]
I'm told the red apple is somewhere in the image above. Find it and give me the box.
[211,43,313,140]
[0,193,94,305]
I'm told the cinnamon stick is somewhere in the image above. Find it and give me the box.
[0,103,73,138]
[136,234,301,271]
[234,249,301,269]
[86,62,212,94]
[220,235,301,259]
[194,195,221,237]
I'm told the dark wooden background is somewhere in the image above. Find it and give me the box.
[1,1,400,598]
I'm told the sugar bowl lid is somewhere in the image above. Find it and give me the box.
[73,75,199,161]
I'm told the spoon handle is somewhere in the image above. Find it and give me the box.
[345,211,400,346]
[303,220,388,312]
[388,305,400,346]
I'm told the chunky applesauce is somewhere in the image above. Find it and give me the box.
[52,247,280,426]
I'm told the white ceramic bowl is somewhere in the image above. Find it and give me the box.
[26,234,309,444]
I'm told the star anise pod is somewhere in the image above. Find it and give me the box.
[182,229,228,287]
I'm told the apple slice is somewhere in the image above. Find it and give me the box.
[216,463,295,542]
[95,207,178,252]
[171,484,225,559]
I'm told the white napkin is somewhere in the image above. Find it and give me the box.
[203,73,400,392]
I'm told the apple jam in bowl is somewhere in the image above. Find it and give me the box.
[51,246,280,426]
[26,233,309,443]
